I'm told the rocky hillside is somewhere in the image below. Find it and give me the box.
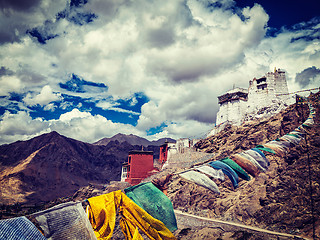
[194,99,310,160]
[163,92,319,239]
[0,131,147,204]
[132,92,319,239]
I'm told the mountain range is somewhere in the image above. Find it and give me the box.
[94,133,175,146]
[0,132,173,204]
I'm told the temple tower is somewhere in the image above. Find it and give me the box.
[216,87,248,126]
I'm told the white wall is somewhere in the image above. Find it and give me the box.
[212,69,292,136]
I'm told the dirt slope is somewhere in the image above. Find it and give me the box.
[161,92,319,239]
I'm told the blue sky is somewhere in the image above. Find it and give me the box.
[0,0,319,144]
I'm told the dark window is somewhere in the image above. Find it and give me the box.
[256,77,266,84]
[258,83,267,90]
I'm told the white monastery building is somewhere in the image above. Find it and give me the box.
[209,68,294,136]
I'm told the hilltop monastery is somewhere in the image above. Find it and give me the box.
[209,68,294,136]
[120,68,296,183]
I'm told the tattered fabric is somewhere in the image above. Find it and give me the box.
[276,138,294,148]
[0,216,46,240]
[238,152,267,172]
[280,135,301,145]
[124,182,177,232]
[229,154,260,177]
[286,133,302,138]
[268,140,289,151]
[195,165,225,181]
[255,145,276,154]
[179,170,220,194]
[288,131,305,137]
[251,148,270,168]
[219,158,251,181]
[87,190,177,240]
[31,201,97,240]
[244,149,269,170]
[263,142,287,157]
[208,161,239,188]
[303,118,314,126]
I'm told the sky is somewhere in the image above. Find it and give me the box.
[0,0,319,145]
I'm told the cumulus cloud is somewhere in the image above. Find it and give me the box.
[0,0,319,144]
[0,66,14,76]
[148,120,212,141]
[51,108,142,142]
[0,0,67,44]
[23,85,62,106]
[0,109,144,145]
[295,66,320,88]
[144,2,269,83]
[0,111,49,144]
[0,75,22,95]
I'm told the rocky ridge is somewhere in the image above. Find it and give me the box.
[94,133,175,146]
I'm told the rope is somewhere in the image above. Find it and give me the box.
[276,87,320,96]
[304,118,316,239]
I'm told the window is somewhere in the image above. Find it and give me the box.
[256,77,266,84]
[128,156,131,163]
[257,83,267,90]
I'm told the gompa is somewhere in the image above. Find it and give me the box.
[209,68,293,136]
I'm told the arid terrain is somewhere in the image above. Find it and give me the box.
[0,92,319,239]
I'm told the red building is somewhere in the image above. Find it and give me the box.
[159,143,169,165]
[121,150,157,185]
[159,141,177,166]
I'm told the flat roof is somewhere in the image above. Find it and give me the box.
[218,88,248,98]
[128,150,153,155]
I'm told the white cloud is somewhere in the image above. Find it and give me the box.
[0,75,23,95]
[59,108,91,121]
[0,111,49,144]
[0,0,67,44]
[23,85,62,106]
[51,110,142,143]
[148,120,212,141]
[96,100,140,116]
[51,108,143,143]
[0,0,319,144]
[108,108,140,116]
[244,22,320,92]
[96,101,119,110]
[0,109,144,145]
[43,103,57,112]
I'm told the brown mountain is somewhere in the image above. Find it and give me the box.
[0,131,142,204]
[94,133,175,146]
